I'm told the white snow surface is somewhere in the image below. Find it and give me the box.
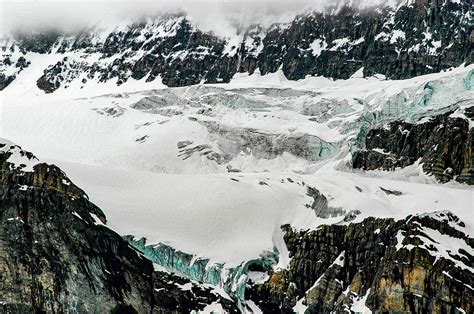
[310,39,328,56]
[1,53,473,268]
[0,137,39,171]
[350,289,372,313]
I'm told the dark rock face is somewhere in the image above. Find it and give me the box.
[1,141,473,313]
[152,272,238,313]
[15,32,61,54]
[36,60,66,93]
[352,108,473,184]
[258,0,473,81]
[306,186,346,219]
[1,0,471,92]
[0,144,153,312]
[0,73,16,90]
[0,142,237,312]
[247,212,473,313]
[0,53,30,90]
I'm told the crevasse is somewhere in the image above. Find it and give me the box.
[345,72,470,149]
[464,69,474,91]
[124,236,278,302]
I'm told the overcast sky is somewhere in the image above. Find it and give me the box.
[0,0,389,36]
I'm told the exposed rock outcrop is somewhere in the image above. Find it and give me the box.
[0,140,237,312]
[247,212,473,313]
[1,0,471,92]
[306,186,346,219]
[0,55,30,90]
[352,108,474,184]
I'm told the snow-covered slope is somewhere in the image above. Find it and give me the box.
[1,7,473,306]
[1,1,473,311]
[1,0,472,91]
[1,52,473,267]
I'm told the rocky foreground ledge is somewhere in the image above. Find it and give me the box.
[0,140,237,313]
[248,212,473,313]
[0,140,472,313]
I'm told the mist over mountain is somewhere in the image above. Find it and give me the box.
[2,0,397,36]
[1,0,471,91]
[1,0,473,313]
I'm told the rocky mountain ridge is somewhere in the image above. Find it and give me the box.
[1,0,472,92]
[0,140,238,313]
[352,107,474,184]
[1,140,472,313]
[248,211,474,313]
[1,0,473,312]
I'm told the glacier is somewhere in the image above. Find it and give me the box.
[126,236,278,303]
[0,47,473,310]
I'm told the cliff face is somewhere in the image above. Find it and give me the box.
[1,140,472,313]
[1,1,472,312]
[0,141,237,313]
[247,212,473,313]
[352,107,474,184]
[0,142,151,312]
[1,0,472,92]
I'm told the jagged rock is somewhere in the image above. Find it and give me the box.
[177,140,193,149]
[306,186,346,218]
[0,143,152,312]
[352,110,473,184]
[0,140,238,312]
[152,272,238,313]
[2,1,472,92]
[247,213,473,313]
[0,54,30,90]
[36,57,87,93]
[0,73,16,90]
[380,186,403,196]
[457,122,474,184]
[464,106,474,119]
[15,31,61,53]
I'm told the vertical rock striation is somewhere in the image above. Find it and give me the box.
[0,140,238,313]
[352,108,474,184]
[248,212,473,313]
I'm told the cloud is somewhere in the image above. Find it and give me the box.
[0,0,390,37]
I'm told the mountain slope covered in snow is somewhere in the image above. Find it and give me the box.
[0,0,473,312]
[1,0,472,91]
[1,58,473,311]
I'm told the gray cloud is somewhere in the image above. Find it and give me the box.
[0,0,391,36]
